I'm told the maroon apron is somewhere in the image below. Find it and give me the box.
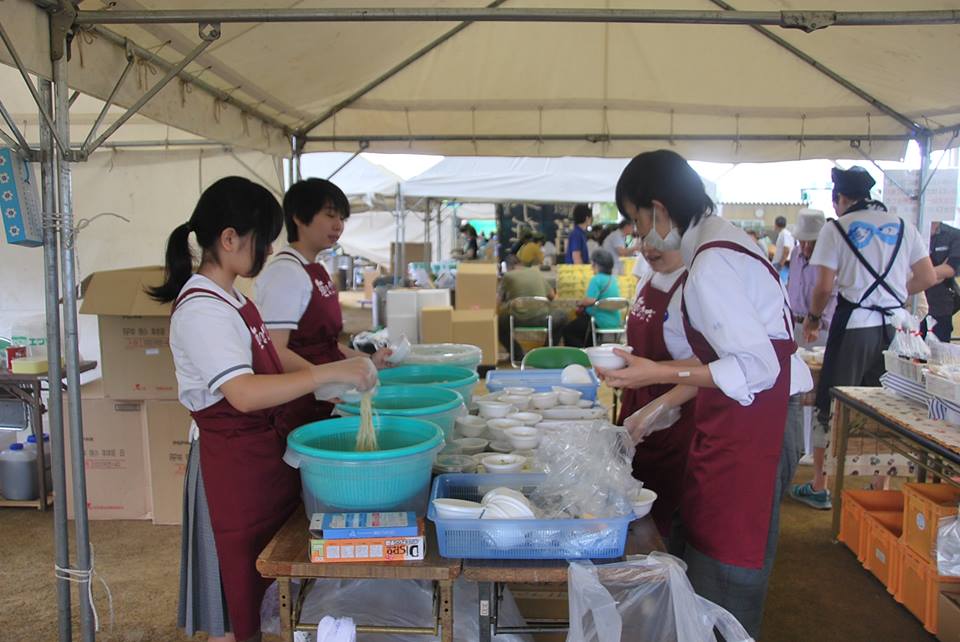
[173,287,301,641]
[274,250,346,427]
[680,241,795,569]
[618,276,697,537]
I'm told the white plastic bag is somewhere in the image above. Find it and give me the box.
[938,516,960,576]
[566,553,753,642]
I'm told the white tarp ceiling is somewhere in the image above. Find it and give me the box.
[402,155,716,203]
[299,152,402,211]
[2,1,959,162]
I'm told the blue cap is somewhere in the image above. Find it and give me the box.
[27,435,36,443]
[9,443,23,451]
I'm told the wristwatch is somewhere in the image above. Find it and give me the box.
[806,312,822,323]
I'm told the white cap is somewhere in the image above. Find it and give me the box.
[794,208,826,242]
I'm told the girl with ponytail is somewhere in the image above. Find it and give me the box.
[160,177,377,642]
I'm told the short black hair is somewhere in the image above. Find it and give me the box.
[283,178,350,242]
[775,216,787,228]
[592,248,614,274]
[573,204,592,226]
[615,150,715,235]
[617,218,633,230]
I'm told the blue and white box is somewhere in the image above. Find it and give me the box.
[0,147,42,247]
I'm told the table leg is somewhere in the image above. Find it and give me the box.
[479,581,492,642]
[831,400,851,541]
[278,578,294,642]
[30,381,47,511]
[439,579,453,642]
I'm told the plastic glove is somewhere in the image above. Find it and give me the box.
[623,398,681,444]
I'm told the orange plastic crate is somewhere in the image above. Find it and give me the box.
[903,483,960,563]
[863,511,903,594]
[896,542,960,634]
[839,489,904,560]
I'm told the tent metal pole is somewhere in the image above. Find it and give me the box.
[75,8,960,28]
[917,132,933,241]
[83,27,220,155]
[80,49,137,152]
[707,0,919,133]
[304,132,913,144]
[39,76,73,642]
[0,97,31,151]
[297,0,507,136]
[0,20,70,156]
[399,185,406,284]
[0,128,30,158]
[91,26,290,137]
[325,141,370,180]
[436,202,442,262]
[393,185,402,285]
[54,48,97,642]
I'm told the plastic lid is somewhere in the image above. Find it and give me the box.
[9,443,23,450]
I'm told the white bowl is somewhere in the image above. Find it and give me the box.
[481,453,527,473]
[478,400,514,418]
[481,487,530,506]
[386,335,411,364]
[499,394,531,411]
[432,454,478,474]
[505,426,540,450]
[530,391,558,409]
[552,386,583,406]
[630,488,658,519]
[584,344,634,370]
[489,441,514,453]
[503,386,535,396]
[486,418,522,440]
[484,495,535,519]
[506,411,542,426]
[452,437,490,455]
[473,391,502,404]
[432,498,486,519]
[560,363,593,384]
[576,400,594,408]
[455,415,488,438]
[541,406,607,420]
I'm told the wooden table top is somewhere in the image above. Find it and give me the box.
[0,360,97,385]
[461,515,664,584]
[257,510,461,581]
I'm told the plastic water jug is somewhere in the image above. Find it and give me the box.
[0,443,38,500]
[25,434,52,490]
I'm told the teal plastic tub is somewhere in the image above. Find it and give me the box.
[336,385,466,441]
[284,416,444,515]
[402,343,483,371]
[378,365,479,408]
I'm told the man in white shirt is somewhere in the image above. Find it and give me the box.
[799,166,936,509]
[601,218,637,275]
[772,216,794,271]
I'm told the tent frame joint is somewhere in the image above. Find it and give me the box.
[781,11,835,33]
[49,1,77,62]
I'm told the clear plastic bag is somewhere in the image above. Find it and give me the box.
[531,421,639,519]
[566,553,753,642]
[938,516,960,577]
[888,309,931,360]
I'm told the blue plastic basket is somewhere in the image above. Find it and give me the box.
[485,369,600,401]
[285,416,444,515]
[378,365,479,408]
[428,473,632,559]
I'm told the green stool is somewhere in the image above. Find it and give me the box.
[520,346,591,370]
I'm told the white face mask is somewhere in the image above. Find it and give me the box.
[643,205,682,252]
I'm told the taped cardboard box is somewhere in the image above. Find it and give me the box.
[455,263,499,311]
[144,400,192,525]
[63,381,151,520]
[452,310,498,366]
[420,306,454,343]
[80,267,177,399]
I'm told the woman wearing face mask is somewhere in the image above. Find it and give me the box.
[598,150,812,639]
[616,213,698,541]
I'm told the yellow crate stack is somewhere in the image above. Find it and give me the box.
[556,264,593,299]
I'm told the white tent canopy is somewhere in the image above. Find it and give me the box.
[3,1,960,162]
[299,152,402,211]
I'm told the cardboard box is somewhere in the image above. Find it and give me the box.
[939,591,960,641]
[144,400,191,525]
[455,263,499,311]
[420,306,453,343]
[362,267,381,300]
[309,534,426,563]
[79,267,177,399]
[390,242,432,269]
[63,382,151,520]
[452,310,498,365]
[0,147,42,247]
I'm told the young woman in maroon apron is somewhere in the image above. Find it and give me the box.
[616,242,697,539]
[600,151,812,638]
[256,179,392,429]
[150,177,378,642]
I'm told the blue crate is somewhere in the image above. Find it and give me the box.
[427,473,632,560]
[484,369,599,401]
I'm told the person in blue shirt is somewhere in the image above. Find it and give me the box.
[565,204,592,264]
[562,249,621,346]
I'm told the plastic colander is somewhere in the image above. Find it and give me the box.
[335,385,466,441]
[284,415,444,515]
[378,365,479,408]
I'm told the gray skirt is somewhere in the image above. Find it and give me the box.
[177,440,231,636]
